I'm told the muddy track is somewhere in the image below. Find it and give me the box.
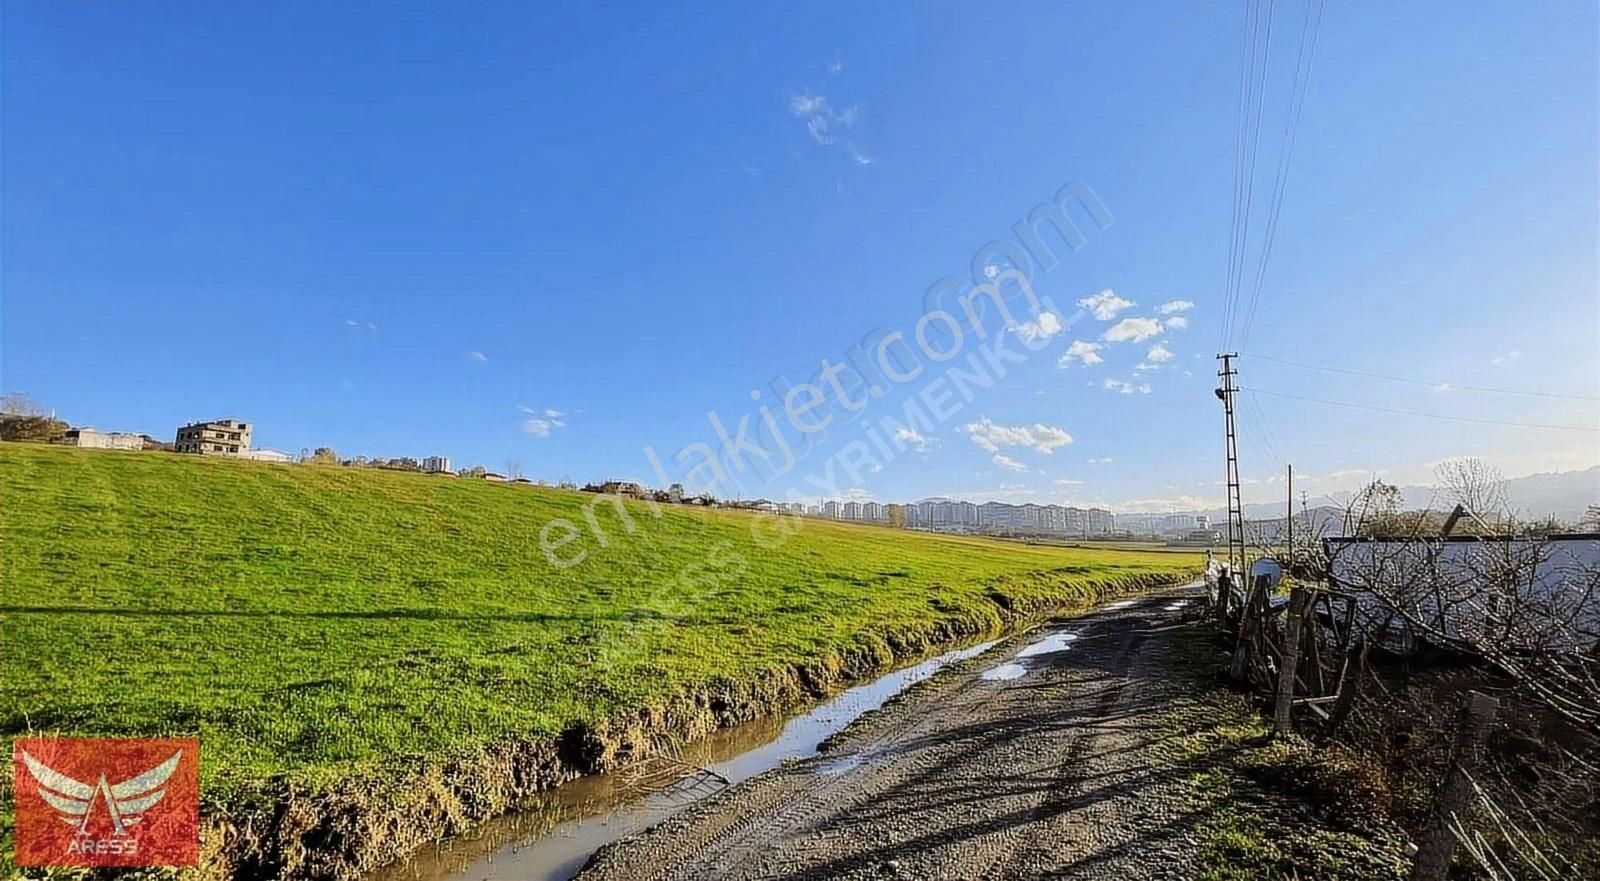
[578,587,1208,880]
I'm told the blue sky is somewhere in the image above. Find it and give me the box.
[4,2,1597,511]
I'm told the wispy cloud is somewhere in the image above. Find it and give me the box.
[1490,350,1522,366]
[827,51,844,75]
[961,417,1073,454]
[1054,477,1085,486]
[344,319,379,335]
[993,454,1028,473]
[1058,340,1104,366]
[1088,457,1114,464]
[1103,377,1153,395]
[1077,289,1135,321]
[790,93,858,147]
[517,404,567,438]
[892,426,936,452]
[848,144,875,166]
[1155,299,1195,315]
[1010,311,1063,343]
[466,350,488,363]
[1164,316,1189,331]
[1102,317,1163,343]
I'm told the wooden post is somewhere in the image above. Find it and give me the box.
[1410,691,1501,881]
[1229,575,1265,681]
[1274,586,1310,735]
[1327,632,1367,735]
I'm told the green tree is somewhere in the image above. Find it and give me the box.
[307,447,340,465]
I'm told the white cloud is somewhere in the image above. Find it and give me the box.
[1054,478,1084,486]
[1077,289,1135,321]
[993,454,1028,473]
[1058,340,1103,366]
[1490,350,1522,366]
[1103,377,1153,395]
[790,94,858,147]
[827,51,844,75]
[892,426,936,452]
[1155,299,1195,315]
[1164,316,1189,331]
[1010,311,1063,343]
[849,144,874,166]
[517,405,567,438]
[1116,494,1219,514]
[521,419,555,438]
[1146,343,1174,363]
[961,417,1074,455]
[1102,317,1164,343]
[466,350,488,362]
[1087,457,1114,464]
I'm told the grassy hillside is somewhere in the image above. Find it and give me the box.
[0,443,1197,811]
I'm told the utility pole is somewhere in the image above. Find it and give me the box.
[1215,353,1246,610]
[1287,463,1294,574]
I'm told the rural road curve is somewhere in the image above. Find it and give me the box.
[577,585,1211,881]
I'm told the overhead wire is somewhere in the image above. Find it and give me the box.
[1237,0,1325,347]
[1238,351,1600,402]
[1227,0,1277,349]
[1219,0,1271,351]
[1239,387,1600,433]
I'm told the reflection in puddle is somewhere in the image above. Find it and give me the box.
[1104,600,1137,610]
[1015,631,1079,658]
[981,662,1029,681]
[369,637,1002,881]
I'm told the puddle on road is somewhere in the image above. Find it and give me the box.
[1163,600,1189,612]
[1104,599,1138,610]
[369,637,1002,881]
[980,662,1029,681]
[1014,631,1080,658]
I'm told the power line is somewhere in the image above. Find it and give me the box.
[1244,389,1288,466]
[1220,0,1275,352]
[1237,0,1325,347]
[1239,386,1600,433]
[1239,352,1600,402]
[1227,0,1279,347]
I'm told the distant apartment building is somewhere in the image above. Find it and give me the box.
[60,428,144,451]
[821,500,842,519]
[1087,508,1115,535]
[843,501,864,520]
[862,501,885,521]
[422,456,452,473]
[174,419,252,456]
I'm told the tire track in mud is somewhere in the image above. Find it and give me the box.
[578,588,1204,881]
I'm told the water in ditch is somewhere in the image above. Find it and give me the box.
[368,637,1004,881]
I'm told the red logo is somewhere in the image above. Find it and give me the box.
[12,738,199,867]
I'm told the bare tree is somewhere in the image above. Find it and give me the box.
[1435,457,1509,528]
[1,392,43,417]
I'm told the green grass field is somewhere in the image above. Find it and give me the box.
[0,443,1197,814]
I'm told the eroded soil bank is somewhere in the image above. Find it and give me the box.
[198,572,1189,881]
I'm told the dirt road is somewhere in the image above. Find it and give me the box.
[577,586,1232,880]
